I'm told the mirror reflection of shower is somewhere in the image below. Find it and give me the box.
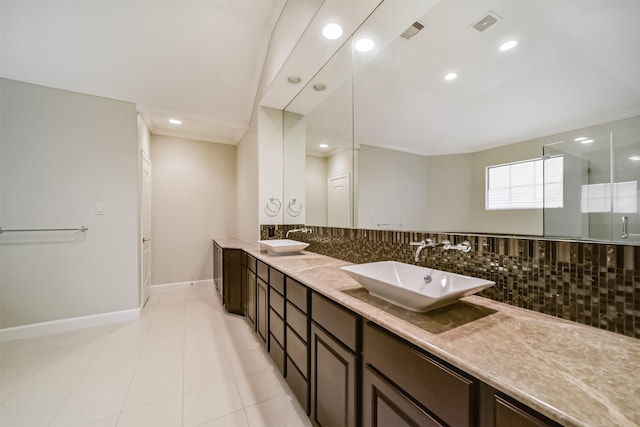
[543,116,640,243]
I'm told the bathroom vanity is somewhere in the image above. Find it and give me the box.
[212,238,640,427]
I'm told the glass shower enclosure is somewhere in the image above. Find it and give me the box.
[543,116,640,243]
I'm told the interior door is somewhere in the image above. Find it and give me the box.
[142,151,152,306]
[328,173,351,227]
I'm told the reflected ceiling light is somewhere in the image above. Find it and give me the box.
[580,139,594,144]
[169,118,182,125]
[320,144,329,148]
[499,40,518,51]
[444,72,458,81]
[313,83,327,91]
[287,75,302,84]
[629,155,640,161]
[355,38,374,52]
[574,137,588,142]
[322,23,343,40]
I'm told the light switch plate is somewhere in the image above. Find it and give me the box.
[96,203,106,215]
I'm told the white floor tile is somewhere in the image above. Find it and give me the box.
[184,359,235,393]
[116,395,182,427]
[0,283,311,427]
[229,348,274,377]
[235,368,286,407]
[134,348,184,379]
[183,381,244,427]
[197,409,250,427]
[122,368,183,411]
[80,414,118,427]
[48,384,128,427]
[0,398,63,427]
[244,395,311,427]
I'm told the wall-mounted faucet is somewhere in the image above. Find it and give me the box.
[411,238,472,261]
[286,227,312,238]
[410,238,437,262]
[441,239,472,253]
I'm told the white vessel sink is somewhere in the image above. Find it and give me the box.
[341,261,494,312]
[257,239,309,255]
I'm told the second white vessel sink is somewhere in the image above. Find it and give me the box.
[257,239,309,255]
[341,261,494,312]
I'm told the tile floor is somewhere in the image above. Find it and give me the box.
[0,283,312,427]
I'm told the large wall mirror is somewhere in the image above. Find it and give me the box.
[283,0,640,243]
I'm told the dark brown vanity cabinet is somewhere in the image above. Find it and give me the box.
[256,260,269,347]
[268,268,286,374]
[363,322,475,427]
[212,242,243,315]
[244,254,257,330]
[479,386,561,427]
[284,278,311,414]
[310,293,360,427]
[236,254,561,427]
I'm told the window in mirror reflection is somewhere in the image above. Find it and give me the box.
[486,157,563,210]
[581,181,638,213]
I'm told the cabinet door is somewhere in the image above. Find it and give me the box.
[223,249,243,315]
[363,366,442,427]
[257,278,268,346]
[246,270,256,329]
[310,323,357,427]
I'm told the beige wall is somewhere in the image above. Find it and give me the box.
[150,134,236,285]
[470,138,546,235]
[0,78,139,329]
[235,121,260,242]
[305,155,328,226]
[425,153,473,232]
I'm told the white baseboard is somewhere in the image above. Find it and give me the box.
[150,279,214,294]
[0,307,142,343]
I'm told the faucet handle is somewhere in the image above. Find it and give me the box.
[410,238,434,247]
[457,240,472,253]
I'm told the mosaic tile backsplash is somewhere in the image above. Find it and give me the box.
[261,224,640,339]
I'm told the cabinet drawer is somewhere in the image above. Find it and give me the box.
[286,301,308,342]
[364,365,442,427]
[246,254,256,273]
[287,278,308,313]
[269,309,284,346]
[287,326,308,378]
[269,336,285,375]
[257,260,269,281]
[286,357,309,414]
[269,288,284,317]
[312,293,358,352]
[270,268,285,294]
[495,395,558,427]
[364,322,474,427]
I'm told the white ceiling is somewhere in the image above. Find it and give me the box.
[0,0,285,144]
[296,0,640,156]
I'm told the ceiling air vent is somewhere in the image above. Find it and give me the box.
[470,11,501,32]
[400,21,424,40]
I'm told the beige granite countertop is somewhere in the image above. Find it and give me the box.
[214,238,640,427]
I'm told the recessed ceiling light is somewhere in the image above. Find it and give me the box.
[169,118,182,125]
[629,155,640,161]
[574,137,588,142]
[355,38,374,52]
[499,40,518,51]
[322,23,343,40]
[580,139,594,144]
[444,72,458,81]
[313,83,327,91]
[287,75,302,84]
[320,144,329,148]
